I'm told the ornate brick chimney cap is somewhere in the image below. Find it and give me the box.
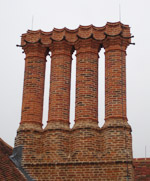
[20,22,131,47]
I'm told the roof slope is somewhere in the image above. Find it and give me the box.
[0,138,26,181]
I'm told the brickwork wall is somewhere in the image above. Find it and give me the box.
[24,163,134,181]
[134,158,150,180]
[14,22,135,180]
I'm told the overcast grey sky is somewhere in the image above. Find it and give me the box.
[0,0,150,158]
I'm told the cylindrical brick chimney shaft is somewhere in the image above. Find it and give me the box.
[74,38,100,127]
[46,41,73,129]
[20,43,48,126]
[103,36,129,121]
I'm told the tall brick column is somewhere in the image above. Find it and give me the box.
[104,37,127,120]
[102,36,134,179]
[103,36,130,128]
[71,38,101,161]
[74,38,100,128]
[20,43,48,128]
[46,40,73,129]
[14,42,48,165]
[44,40,73,162]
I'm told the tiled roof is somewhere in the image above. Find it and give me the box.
[0,138,26,181]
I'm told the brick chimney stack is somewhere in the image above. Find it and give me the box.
[13,23,134,180]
